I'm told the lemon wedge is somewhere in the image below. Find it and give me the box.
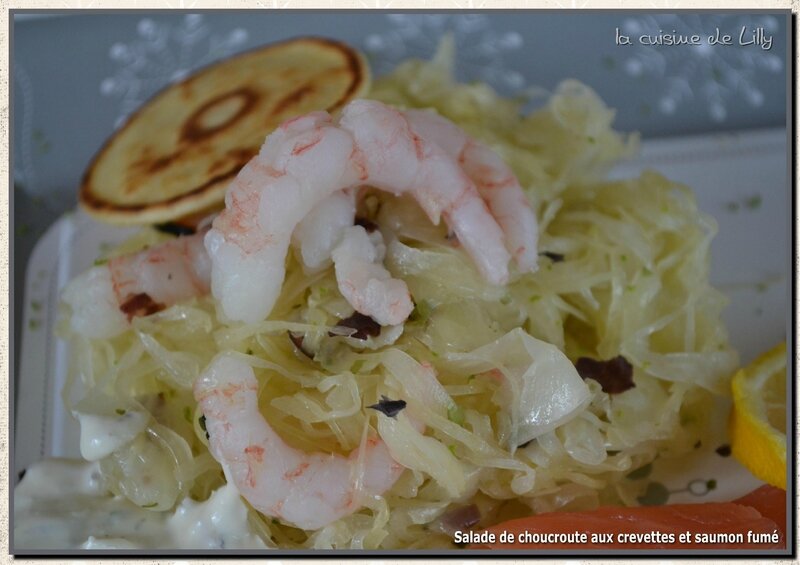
[729,341,787,489]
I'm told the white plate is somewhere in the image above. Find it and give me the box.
[15,128,787,505]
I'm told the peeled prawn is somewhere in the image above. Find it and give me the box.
[291,189,357,274]
[63,229,211,338]
[206,99,539,325]
[405,109,539,272]
[204,112,352,324]
[331,225,413,326]
[194,354,408,530]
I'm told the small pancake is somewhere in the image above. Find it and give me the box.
[81,37,370,225]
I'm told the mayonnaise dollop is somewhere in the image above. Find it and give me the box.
[14,458,271,550]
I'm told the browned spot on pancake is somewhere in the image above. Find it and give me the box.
[181,87,259,142]
[227,147,256,163]
[120,293,165,321]
[206,148,255,177]
[272,84,315,115]
[125,151,183,194]
[315,39,366,113]
[82,166,242,213]
[148,154,176,173]
[208,158,231,176]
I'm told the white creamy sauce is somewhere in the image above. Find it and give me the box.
[75,410,150,461]
[14,458,270,550]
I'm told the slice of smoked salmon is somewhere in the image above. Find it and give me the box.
[472,486,786,550]
[734,485,786,538]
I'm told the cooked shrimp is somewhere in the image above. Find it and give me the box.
[341,101,513,284]
[206,99,535,325]
[205,112,354,324]
[331,225,413,326]
[194,354,407,530]
[292,190,412,325]
[63,229,211,338]
[291,188,356,273]
[405,108,539,272]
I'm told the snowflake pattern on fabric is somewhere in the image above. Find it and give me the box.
[363,14,526,93]
[619,14,782,122]
[100,15,249,127]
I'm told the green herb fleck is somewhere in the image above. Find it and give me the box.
[602,55,616,70]
[93,258,108,266]
[626,284,636,292]
[756,281,768,293]
[351,359,364,373]
[141,502,158,508]
[725,201,740,212]
[529,295,541,304]
[745,194,762,210]
[626,462,653,480]
[272,518,281,525]
[183,406,192,423]
[246,348,253,355]
[620,254,627,262]
[448,444,457,456]
[447,405,465,426]
[28,319,41,331]
[637,481,670,506]
[500,294,512,305]
[115,408,126,416]
[16,223,31,236]
[587,136,596,144]
[31,301,42,312]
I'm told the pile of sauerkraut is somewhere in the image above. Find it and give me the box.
[61,40,738,549]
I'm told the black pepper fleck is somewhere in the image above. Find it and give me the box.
[155,222,195,236]
[540,251,565,263]
[331,312,381,340]
[715,444,731,457]
[368,395,407,418]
